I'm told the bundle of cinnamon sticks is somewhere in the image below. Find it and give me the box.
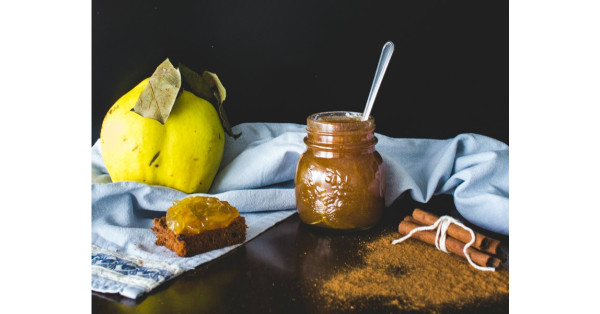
[398,208,505,269]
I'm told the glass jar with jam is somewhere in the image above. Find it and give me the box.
[295,111,385,231]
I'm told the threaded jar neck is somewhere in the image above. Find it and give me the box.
[304,111,377,154]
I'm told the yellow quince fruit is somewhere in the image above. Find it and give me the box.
[100,71,226,193]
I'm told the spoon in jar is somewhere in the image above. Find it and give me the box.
[361,41,395,121]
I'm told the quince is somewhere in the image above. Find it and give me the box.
[100,77,225,193]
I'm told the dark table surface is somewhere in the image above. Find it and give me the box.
[92,194,508,313]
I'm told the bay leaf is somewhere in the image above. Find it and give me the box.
[202,71,226,105]
[132,59,181,124]
[179,63,241,139]
[179,63,212,100]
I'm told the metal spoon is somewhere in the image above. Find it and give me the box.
[362,41,395,121]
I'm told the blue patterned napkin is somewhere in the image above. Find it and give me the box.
[92,122,508,299]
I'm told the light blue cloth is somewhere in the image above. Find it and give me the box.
[92,122,508,299]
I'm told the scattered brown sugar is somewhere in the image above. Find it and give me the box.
[318,231,509,312]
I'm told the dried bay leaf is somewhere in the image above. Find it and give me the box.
[132,59,240,138]
[132,59,182,124]
[203,71,226,104]
[179,63,212,99]
[179,63,241,139]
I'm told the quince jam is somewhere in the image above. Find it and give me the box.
[295,111,385,231]
[166,196,240,235]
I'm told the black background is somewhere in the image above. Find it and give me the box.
[92,0,507,145]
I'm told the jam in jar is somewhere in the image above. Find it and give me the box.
[295,111,385,230]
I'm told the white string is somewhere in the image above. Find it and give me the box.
[391,215,496,272]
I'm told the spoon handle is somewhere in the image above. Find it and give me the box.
[362,41,395,121]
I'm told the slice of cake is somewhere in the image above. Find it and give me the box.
[152,196,247,257]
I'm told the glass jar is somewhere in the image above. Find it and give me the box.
[294,111,385,231]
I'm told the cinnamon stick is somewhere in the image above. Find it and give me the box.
[412,208,501,255]
[398,218,502,269]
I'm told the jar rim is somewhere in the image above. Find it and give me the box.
[307,111,373,123]
[307,111,375,134]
